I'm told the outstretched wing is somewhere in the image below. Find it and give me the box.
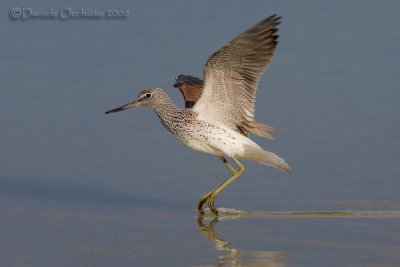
[193,15,280,133]
[173,75,204,108]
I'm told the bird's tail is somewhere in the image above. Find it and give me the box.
[245,121,277,140]
[242,144,291,172]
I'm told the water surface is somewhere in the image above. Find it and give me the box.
[1,1,400,266]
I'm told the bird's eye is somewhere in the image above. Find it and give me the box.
[145,93,152,99]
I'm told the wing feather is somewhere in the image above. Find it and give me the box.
[193,15,281,133]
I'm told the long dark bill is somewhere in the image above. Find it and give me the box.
[105,101,138,114]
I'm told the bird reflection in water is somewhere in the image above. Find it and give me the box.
[196,213,287,267]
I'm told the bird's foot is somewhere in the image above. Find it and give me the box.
[207,195,219,216]
[197,194,219,216]
[197,196,208,213]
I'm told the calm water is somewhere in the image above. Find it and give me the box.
[1,1,400,266]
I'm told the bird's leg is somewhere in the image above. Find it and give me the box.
[221,157,238,174]
[207,157,245,215]
[197,157,238,214]
[197,157,246,216]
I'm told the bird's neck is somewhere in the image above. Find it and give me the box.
[151,96,194,135]
[151,95,177,113]
[151,97,181,127]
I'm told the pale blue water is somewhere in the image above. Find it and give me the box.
[1,1,400,266]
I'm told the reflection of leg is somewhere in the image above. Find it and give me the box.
[198,157,246,216]
[197,213,217,239]
[196,214,230,249]
[196,214,289,265]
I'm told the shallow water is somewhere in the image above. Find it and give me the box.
[1,1,400,266]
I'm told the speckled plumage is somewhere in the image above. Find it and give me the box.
[105,15,290,215]
[172,15,281,140]
[193,15,281,140]
[173,74,277,138]
[107,88,290,171]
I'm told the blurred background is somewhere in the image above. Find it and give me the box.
[1,1,400,266]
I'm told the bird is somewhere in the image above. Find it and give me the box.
[173,74,277,140]
[105,14,291,215]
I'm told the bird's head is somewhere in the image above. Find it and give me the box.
[105,88,166,114]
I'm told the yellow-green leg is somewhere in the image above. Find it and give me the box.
[198,157,236,212]
[221,157,237,174]
[197,156,246,215]
[207,157,245,214]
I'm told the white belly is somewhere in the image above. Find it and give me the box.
[176,123,252,158]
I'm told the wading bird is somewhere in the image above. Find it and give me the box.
[106,15,290,215]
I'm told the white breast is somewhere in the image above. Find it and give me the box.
[176,121,252,158]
